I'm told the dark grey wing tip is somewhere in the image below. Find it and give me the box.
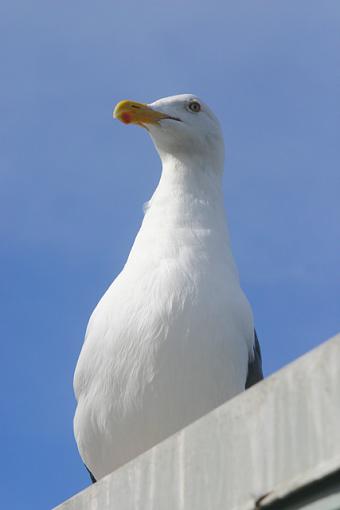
[245,329,264,389]
[85,463,96,484]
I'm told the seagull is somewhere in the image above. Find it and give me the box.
[73,94,263,483]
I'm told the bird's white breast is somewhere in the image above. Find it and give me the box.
[74,198,254,479]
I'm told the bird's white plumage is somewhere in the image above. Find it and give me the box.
[74,95,255,480]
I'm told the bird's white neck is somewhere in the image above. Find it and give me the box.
[126,153,239,281]
[145,153,227,231]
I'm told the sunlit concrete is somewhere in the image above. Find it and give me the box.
[54,333,340,510]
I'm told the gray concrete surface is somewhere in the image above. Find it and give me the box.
[54,333,340,510]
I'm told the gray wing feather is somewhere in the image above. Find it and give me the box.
[85,464,96,484]
[245,329,263,389]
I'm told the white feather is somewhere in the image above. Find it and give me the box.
[74,95,254,480]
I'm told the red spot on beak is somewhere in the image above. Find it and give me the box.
[121,112,132,124]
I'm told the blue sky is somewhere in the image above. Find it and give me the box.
[1,1,339,508]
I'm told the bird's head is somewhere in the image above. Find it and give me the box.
[113,94,224,172]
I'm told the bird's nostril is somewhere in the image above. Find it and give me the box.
[131,104,140,109]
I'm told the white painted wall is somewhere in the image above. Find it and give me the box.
[54,334,340,510]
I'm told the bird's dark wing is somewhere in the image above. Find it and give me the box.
[245,329,263,389]
[85,463,96,484]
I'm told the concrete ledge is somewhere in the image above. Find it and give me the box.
[54,333,340,510]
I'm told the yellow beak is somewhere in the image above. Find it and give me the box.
[113,100,169,127]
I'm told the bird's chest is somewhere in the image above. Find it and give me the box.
[77,251,250,409]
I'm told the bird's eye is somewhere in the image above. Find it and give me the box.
[188,101,201,113]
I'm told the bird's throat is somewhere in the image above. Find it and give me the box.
[145,156,227,232]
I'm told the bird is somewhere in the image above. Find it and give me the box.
[73,94,263,483]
